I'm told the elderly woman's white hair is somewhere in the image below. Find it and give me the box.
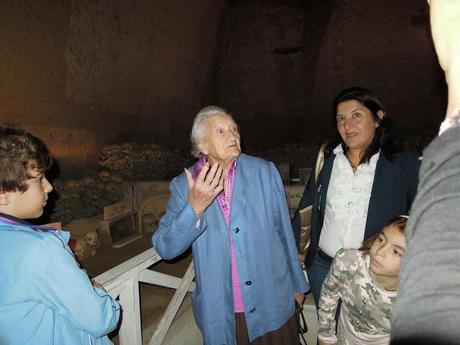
[190,105,233,158]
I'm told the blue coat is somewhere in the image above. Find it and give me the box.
[152,153,309,345]
[0,219,120,345]
[292,149,420,268]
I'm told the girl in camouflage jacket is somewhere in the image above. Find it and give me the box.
[317,216,407,345]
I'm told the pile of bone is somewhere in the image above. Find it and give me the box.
[69,230,101,262]
[65,216,105,262]
[98,142,193,180]
[50,174,129,224]
[250,142,325,179]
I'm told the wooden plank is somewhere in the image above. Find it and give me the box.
[118,278,142,345]
[148,262,195,345]
[138,269,195,292]
[94,248,161,289]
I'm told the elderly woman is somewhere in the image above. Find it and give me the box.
[152,106,308,345]
[292,87,420,306]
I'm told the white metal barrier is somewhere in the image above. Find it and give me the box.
[94,248,195,345]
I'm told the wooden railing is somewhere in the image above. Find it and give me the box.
[94,248,195,345]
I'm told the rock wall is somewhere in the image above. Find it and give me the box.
[217,2,309,149]
[306,0,444,138]
[218,0,444,146]
[1,0,444,178]
[0,0,227,175]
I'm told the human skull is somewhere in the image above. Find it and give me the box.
[88,246,97,256]
[85,188,100,200]
[110,173,123,183]
[142,213,156,232]
[85,230,99,246]
[98,170,111,182]
[104,182,117,194]
[73,238,88,261]
[82,175,95,186]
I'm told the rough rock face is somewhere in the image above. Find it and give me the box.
[218,0,442,147]
[50,175,130,224]
[1,0,228,175]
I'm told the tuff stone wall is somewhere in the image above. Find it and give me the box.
[1,0,444,178]
[218,0,443,147]
[0,0,227,176]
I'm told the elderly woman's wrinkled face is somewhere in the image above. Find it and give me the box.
[200,113,241,166]
[336,100,382,153]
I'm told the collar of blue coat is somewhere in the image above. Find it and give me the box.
[0,212,30,225]
[0,213,70,243]
[226,154,255,222]
[192,154,256,231]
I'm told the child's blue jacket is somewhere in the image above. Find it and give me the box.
[0,217,120,345]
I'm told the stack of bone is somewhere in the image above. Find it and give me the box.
[98,142,192,181]
[50,142,191,224]
[51,175,129,225]
[50,133,433,233]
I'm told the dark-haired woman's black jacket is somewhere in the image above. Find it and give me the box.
[292,150,420,268]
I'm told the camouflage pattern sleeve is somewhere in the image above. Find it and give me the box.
[317,248,395,344]
[317,248,347,343]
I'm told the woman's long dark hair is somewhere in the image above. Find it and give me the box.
[325,87,401,164]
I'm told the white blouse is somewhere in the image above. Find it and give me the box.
[318,145,379,258]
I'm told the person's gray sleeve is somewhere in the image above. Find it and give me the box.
[391,127,460,344]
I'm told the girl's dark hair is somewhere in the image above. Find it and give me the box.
[325,87,401,164]
[360,215,408,252]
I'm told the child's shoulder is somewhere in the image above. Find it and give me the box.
[1,222,69,253]
[335,247,363,259]
[334,248,365,268]
[1,222,45,241]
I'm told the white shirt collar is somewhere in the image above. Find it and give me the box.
[333,144,380,168]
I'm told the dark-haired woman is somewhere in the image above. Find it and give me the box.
[292,87,420,306]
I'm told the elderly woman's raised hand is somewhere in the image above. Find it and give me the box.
[184,162,224,218]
